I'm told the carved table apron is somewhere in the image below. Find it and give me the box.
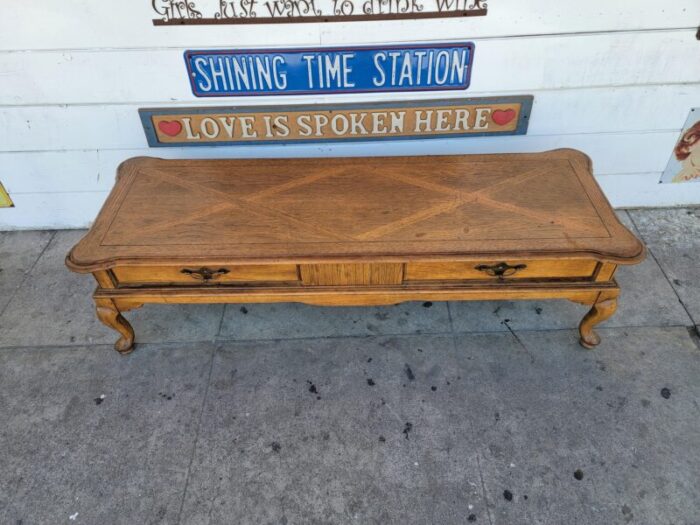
[66,150,645,354]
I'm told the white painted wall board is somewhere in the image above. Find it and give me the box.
[3,30,698,106]
[598,173,700,208]
[0,150,100,193]
[0,105,144,152]
[2,84,698,153]
[2,3,699,230]
[93,131,681,181]
[320,6,700,46]
[0,192,108,230]
[0,131,682,198]
[2,0,697,51]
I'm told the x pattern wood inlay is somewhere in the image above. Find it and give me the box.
[102,159,610,247]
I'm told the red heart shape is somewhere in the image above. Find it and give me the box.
[492,109,516,126]
[158,120,182,137]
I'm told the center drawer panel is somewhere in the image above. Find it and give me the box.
[112,264,299,286]
[300,263,404,286]
[405,260,597,281]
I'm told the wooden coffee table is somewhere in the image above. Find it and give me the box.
[66,149,644,354]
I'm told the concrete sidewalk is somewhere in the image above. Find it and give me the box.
[1,209,699,524]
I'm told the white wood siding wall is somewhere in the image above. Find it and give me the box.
[1,1,699,229]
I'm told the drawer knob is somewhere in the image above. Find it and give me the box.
[475,262,527,278]
[180,267,230,282]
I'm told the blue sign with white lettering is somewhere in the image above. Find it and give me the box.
[184,43,475,97]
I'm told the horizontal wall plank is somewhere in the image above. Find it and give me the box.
[1,84,698,152]
[320,3,700,46]
[2,0,697,51]
[95,132,681,181]
[0,131,681,196]
[598,173,700,208]
[0,150,100,193]
[2,30,698,106]
[4,172,699,230]
[0,191,108,230]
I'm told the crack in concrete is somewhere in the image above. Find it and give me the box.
[215,304,227,340]
[0,231,56,320]
[502,320,536,364]
[176,344,218,525]
[627,211,698,332]
[687,326,700,352]
[475,454,494,525]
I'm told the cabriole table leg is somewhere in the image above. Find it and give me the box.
[578,296,618,349]
[95,297,135,354]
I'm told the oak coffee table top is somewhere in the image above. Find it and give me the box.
[67,149,644,271]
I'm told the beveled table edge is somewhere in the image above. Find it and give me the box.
[65,245,646,273]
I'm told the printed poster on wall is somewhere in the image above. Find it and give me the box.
[660,108,700,184]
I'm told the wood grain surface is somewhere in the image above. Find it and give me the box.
[66,149,644,272]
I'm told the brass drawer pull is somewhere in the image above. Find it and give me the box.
[180,267,230,282]
[475,262,527,278]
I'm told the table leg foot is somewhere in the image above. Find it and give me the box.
[578,297,617,349]
[95,298,135,354]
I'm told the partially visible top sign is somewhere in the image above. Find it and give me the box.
[152,0,487,25]
[185,43,474,97]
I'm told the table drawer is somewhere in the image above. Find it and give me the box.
[112,264,299,286]
[405,259,598,282]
